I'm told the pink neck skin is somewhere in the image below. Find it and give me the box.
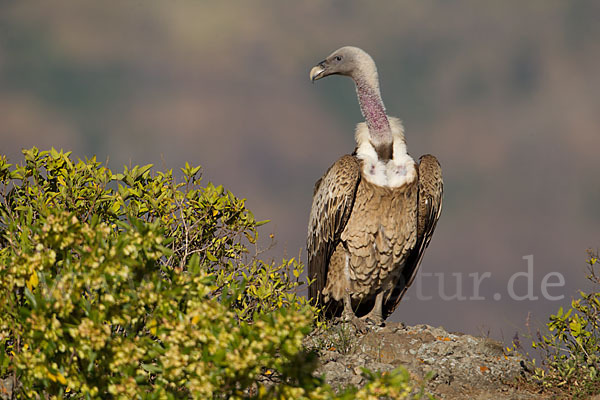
[354,76,392,149]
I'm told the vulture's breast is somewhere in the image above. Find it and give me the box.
[340,160,418,299]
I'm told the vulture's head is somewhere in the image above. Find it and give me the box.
[310,46,378,83]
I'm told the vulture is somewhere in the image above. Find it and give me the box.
[307,46,443,325]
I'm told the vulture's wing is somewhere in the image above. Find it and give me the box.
[383,154,443,318]
[307,155,361,306]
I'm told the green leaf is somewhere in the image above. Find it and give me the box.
[140,363,162,373]
[24,287,37,308]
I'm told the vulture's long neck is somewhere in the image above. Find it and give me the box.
[354,70,393,160]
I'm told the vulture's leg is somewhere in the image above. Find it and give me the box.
[362,291,384,326]
[341,292,355,321]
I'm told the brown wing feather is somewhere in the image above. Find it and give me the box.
[383,154,443,318]
[307,155,361,305]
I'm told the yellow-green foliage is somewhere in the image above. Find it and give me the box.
[0,148,426,399]
[527,251,600,397]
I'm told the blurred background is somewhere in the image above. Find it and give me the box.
[1,1,599,342]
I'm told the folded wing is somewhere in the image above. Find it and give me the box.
[307,155,361,306]
[383,154,443,318]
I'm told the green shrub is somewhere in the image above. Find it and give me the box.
[522,251,600,397]
[0,148,426,399]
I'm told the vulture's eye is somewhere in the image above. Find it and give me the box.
[334,55,342,62]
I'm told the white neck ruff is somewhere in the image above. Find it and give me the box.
[354,117,417,188]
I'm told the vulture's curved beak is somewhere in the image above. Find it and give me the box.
[310,61,326,82]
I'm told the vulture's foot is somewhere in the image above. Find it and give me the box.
[334,314,377,332]
[360,312,384,327]
[341,309,356,322]
[335,314,368,333]
[350,316,370,333]
[360,291,385,326]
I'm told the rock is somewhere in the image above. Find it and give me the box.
[0,374,17,400]
[304,322,542,399]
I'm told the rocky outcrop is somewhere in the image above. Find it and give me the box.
[305,321,542,399]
